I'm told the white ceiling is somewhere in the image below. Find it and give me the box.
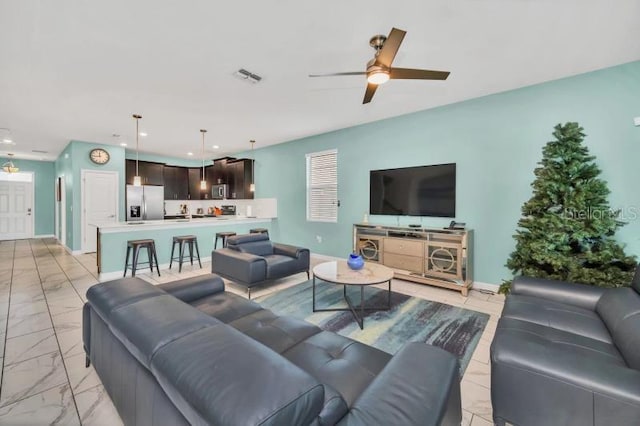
[1,0,639,161]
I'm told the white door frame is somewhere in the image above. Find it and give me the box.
[0,171,35,240]
[81,169,119,253]
[54,180,58,240]
[56,175,66,246]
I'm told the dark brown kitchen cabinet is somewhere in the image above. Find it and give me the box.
[227,159,254,199]
[208,158,230,185]
[125,160,164,186]
[163,166,189,200]
[188,168,205,200]
[205,165,216,190]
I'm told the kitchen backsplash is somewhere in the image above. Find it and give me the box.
[164,198,277,218]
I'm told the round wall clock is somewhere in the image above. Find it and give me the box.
[89,148,110,165]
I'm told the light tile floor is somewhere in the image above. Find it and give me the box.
[0,238,504,425]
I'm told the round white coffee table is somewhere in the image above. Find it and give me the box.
[312,260,394,329]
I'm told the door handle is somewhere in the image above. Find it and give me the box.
[108,214,115,218]
[27,208,32,216]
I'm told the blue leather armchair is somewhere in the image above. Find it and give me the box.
[211,233,310,298]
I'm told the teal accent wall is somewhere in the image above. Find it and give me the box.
[125,150,212,168]
[55,141,126,251]
[251,60,640,285]
[9,159,55,236]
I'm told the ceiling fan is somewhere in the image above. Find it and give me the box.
[309,27,450,104]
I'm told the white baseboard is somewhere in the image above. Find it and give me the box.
[471,281,500,293]
[310,252,342,262]
[99,256,212,282]
[34,234,55,238]
[63,245,83,256]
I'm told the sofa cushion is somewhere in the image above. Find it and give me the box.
[596,288,640,369]
[494,317,623,363]
[228,234,274,257]
[87,277,221,369]
[264,254,299,279]
[338,343,461,426]
[501,294,613,343]
[190,291,264,323]
[151,325,325,426]
[87,277,164,322]
[230,309,321,354]
[283,331,391,407]
[109,294,220,368]
[157,275,225,303]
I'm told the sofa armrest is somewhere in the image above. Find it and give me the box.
[338,343,461,426]
[511,275,606,310]
[157,275,225,303]
[492,325,640,410]
[211,248,267,285]
[273,243,309,260]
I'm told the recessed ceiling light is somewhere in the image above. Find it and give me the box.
[2,139,13,144]
[120,143,127,147]
[139,132,147,137]
[212,145,220,149]
[187,152,193,156]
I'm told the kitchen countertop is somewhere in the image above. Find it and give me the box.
[93,216,274,233]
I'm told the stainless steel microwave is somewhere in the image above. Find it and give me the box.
[211,184,228,200]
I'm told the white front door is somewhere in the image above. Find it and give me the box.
[0,174,34,240]
[82,170,118,253]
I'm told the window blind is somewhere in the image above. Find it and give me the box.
[306,149,338,222]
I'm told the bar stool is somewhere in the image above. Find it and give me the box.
[214,231,236,249]
[169,235,202,273]
[250,228,269,237]
[123,239,160,277]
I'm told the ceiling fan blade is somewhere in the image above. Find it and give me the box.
[363,83,378,104]
[389,68,450,80]
[309,72,366,77]
[375,28,406,67]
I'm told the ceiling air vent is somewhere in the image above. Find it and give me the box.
[233,68,262,84]
[32,149,48,153]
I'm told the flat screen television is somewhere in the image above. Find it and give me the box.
[369,163,456,217]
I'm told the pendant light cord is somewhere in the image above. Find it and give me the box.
[250,139,255,190]
[133,114,142,176]
[201,129,207,181]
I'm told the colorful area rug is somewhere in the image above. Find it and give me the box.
[256,279,489,375]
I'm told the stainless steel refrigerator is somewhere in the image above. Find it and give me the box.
[126,185,164,221]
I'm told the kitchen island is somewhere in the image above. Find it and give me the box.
[95,216,274,280]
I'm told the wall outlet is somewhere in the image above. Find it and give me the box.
[316,235,322,243]
[634,117,640,127]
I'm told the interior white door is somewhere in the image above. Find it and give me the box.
[0,179,34,240]
[82,171,118,253]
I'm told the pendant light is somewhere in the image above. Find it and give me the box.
[2,153,19,173]
[249,139,255,192]
[200,129,207,190]
[132,114,143,186]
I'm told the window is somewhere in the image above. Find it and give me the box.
[0,171,33,182]
[306,149,338,222]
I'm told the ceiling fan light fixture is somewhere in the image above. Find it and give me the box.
[367,70,390,85]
